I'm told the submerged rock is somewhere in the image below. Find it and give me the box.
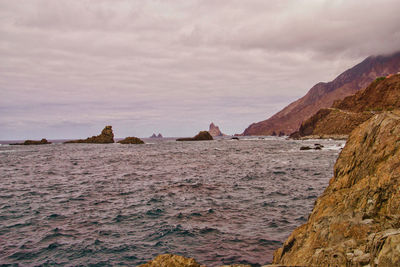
[176,131,213,141]
[10,138,51,145]
[64,126,114,144]
[273,111,400,266]
[118,137,144,144]
[138,254,202,267]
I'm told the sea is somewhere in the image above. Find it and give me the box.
[0,137,344,266]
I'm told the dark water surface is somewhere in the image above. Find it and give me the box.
[0,138,343,266]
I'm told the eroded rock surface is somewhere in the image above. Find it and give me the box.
[273,111,400,266]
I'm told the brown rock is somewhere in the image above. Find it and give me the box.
[117,137,144,144]
[273,111,400,266]
[10,138,51,145]
[176,131,213,141]
[138,254,202,267]
[243,51,400,136]
[208,123,226,137]
[64,126,114,144]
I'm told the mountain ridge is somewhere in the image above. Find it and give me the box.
[242,51,400,136]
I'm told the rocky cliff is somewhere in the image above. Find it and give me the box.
[273,111,400,266]
[64,126,114,144]
[243,51,400,136]
[208,123,226,137]
[291,74,400,138]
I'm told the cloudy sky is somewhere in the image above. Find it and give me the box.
[1,0,400,139]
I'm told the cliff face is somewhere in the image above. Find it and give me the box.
[292,74,400,138]
[208,123,225,137]
[273,111,400,266]
[243,51,400,136]
[64,126,114,144]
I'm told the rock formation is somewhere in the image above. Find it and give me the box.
[10,138,51,145]
[64,126,114,144]
[208,123,226,137]
[118,137,144,144]
[176,131,213,141]
[242,51,400,136]
[291,74,400,139]
[273,111,400,266]
[150,133,163,138]
[138,254,202,267]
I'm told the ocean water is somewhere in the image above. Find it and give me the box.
[0,137,343,266]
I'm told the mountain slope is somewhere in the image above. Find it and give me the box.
[291,74,400,138]
[243,51,400,136]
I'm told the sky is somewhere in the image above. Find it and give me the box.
[1,0,400,139]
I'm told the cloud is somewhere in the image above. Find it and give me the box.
[0,0,399,139]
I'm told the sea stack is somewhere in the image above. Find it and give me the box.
[273,111,400,266]
[150,133,163,138]
[208,122,226,137]
[176,131,213,141]
[64,126,114,144]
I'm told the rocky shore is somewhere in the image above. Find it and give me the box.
[273,111,400,266]
[141,111,400,266]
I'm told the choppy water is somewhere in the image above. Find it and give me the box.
[0,137,343,266]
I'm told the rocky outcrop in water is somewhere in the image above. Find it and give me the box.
[150,133,163,138]
[273,111,400,266]
[176,131,213,141]
[64,126,114,144]
[291,74,400,139]
[209,123,226,137]
[118,137,144,144]
[10,138,51,145]
[242,51,400,136]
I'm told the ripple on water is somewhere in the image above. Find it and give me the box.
[0,138,342,266]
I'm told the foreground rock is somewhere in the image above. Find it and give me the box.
[138,254,202,267]
[176,131,213,141]
[273,111,400,266]
[10,138,51,145]
[117,137,144,144]
[208,122,226,137]
[64,126,114,144]
[291,74,400,139]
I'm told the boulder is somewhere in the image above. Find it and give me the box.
[138,254,201,267]
[118,137,144,144]
[273,111,400,266]
[10,138,51,145]
[64,126,114,144]
[176,131,213,141]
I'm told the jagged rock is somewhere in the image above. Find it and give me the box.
[10,138,51,145]
[118,137,144,144]
[150,133,163,138]
[176,131,213,141]
[64,126,114,144]
[292,74,400,139]
[138,254,202,267]
[273,111,400,266]
[209,123,226,137]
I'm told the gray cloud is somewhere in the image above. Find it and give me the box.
[1,0,399,139]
